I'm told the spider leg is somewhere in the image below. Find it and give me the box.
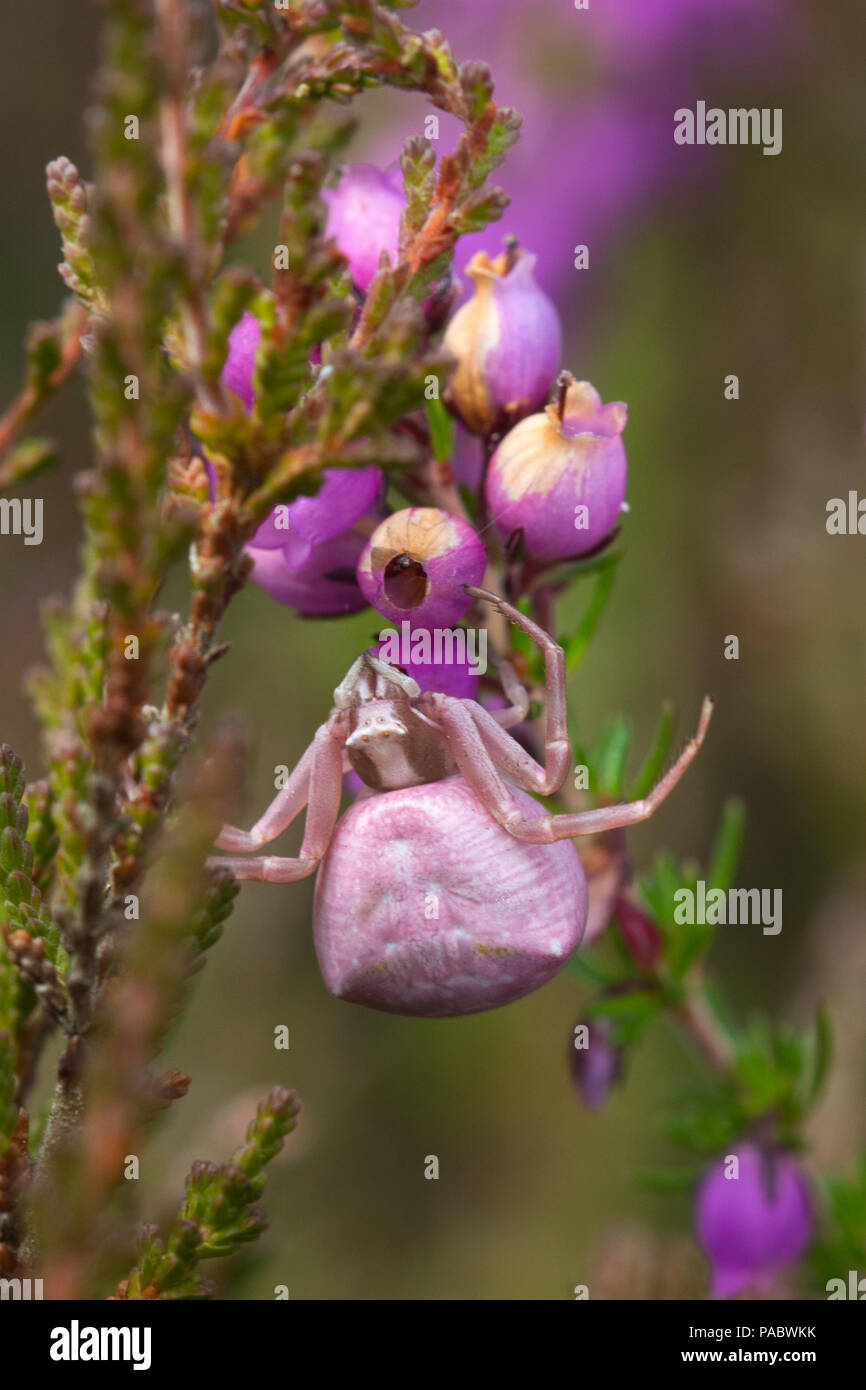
[439,696,713,844]
[468,701,568,795]
[466,584,570,789]
[333,656,366,709]
[215,743,313,853]
[487,657,530,729]
[213,717,343,856]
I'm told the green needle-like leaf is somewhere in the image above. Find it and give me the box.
[562,552,622,672]
[628,702,676,800]
[707,798,746,893]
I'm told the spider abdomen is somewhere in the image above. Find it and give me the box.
[313,775,586,1017]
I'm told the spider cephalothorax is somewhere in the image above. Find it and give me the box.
[333,654,452,791]
[209,588,712,1017]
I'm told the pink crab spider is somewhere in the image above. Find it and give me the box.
[210,587,713,1017]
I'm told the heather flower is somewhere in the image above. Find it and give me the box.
[443,242,561,437]
[485,375,627,563]
[372,629,482,699]
[322,163,404,292]
[357,507,486,627]
[569,1017,624,1111]
[222,309,260,411]
[247,466,384,617]
[218,310,384,615]
[696,1143,813,1297]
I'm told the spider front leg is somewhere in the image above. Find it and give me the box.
[208,718,345,882]
[439,695,713,844]
[466,584,571,792]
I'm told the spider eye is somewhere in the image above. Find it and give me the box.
[382,552,428,610]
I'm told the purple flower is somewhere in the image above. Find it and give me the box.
[485,376,627,564]
[696,1144,813,1298]
[247,467,384,617]
[443,244,561,437]
[569,1017,624,1112]
[218,310,384,616]
[357,507,486,628]
[222,309,260,411]
[323,164,405,292]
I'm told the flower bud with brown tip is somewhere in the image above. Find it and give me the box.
[443,240,561,437]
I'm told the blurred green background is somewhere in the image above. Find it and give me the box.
[1,0,863,1298]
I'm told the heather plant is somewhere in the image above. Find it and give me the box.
[0,0,861,1302]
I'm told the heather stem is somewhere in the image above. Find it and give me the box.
[156,0,227,419]
[19,1070,84,1270]
[677,990,736,1074]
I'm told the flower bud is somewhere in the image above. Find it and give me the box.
[323,164,404,292]
[357,507,486,628]
[247,467,384,617]
[485,376,628,563]
[614,894,662,968]
[443,242,561,437]
[569,1017,624,1112]
[695,1143,812,1298]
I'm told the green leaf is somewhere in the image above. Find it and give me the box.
[635,868,668,935]
[805,1006,834,1108]
[453,185,509,235]
[424,394,455,463]
[124,1088,300,1300]
[654,853,686,927]
[592,716,632,800]
[628,702,675,801]
[585,989,660,1046]
[561,552,622,672]
[466,107,522,189]
[400,135,437,239]
[459,61,494,123]
[0,1030,19,1154]
[664,1102,740,1155]
[0,437,57,487]
[707,798,746,893]
[563,949,622,988]
[807,1159,866,1288]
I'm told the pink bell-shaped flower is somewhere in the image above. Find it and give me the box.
[485,375,628,563]
[357,507,486,628]
[696,1143,813,1298]
[443,240,561,437]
